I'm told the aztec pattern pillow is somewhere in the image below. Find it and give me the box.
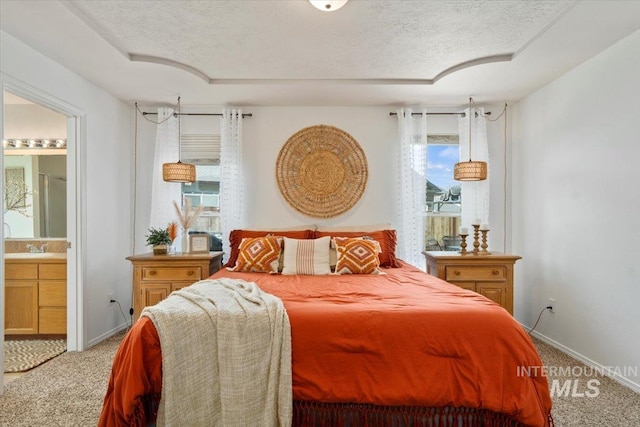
[224,229,315,268]
[314,229,400,267]
[281,236,332,275]
[227,236,283,274]
[333,237,383,275]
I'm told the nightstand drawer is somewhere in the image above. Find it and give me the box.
[445,266,505,281]
[142,267,201,281]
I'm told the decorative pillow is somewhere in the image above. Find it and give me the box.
[333,237,383,274]
[281,236,332,275]
[225,229,315,268]
[314,229,400,268]
[226,236,283,274]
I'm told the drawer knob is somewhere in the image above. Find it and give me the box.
[188,271,194,276]
[454,270,460,276]
[149,270,156,275]
[492,270,499,275]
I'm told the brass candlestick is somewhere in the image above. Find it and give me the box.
[459,234,468,255]
[472,224,480,254]
[480,229,490,254]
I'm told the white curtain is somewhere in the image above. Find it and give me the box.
[395,108,427,269]
[149,108,181,246]
[219,108,245,261]
[458,107,490,227]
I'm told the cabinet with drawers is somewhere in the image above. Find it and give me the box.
[4,255,67,335]
[127,252,224,319]
[423,251,521,315]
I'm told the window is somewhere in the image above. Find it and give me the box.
[180,134,222,240]
[425,135,462,251]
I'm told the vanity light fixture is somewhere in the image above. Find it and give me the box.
[309,0,349,12]
[454,97,488,181]
[2,139,66,150]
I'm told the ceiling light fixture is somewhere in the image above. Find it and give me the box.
[454,97,488,181]
[162,97,196,183]
[309,0,349,12]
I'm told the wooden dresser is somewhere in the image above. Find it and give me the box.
[4,254,67,335]
[127,251,224,319]
[423,251,521,315]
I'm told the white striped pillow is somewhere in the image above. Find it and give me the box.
[281,236,331,275]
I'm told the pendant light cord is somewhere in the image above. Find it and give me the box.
[468,97,473,161]
[503,103,508,252]
[177,97,182,163]
[135,98,180,125]
[132,103,139,315]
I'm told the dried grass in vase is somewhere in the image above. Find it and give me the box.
[173,199,204,231]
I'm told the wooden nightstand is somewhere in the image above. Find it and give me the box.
[423,251,521,315]
[127,251,224,319]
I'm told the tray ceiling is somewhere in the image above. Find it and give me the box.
[1,0,639,106]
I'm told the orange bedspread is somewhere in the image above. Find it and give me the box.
[99,262,552,426]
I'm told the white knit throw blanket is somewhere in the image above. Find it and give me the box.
[142,278,292,427]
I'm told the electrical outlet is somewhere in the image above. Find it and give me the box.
[108,292,114,305]
[548,298,555,312]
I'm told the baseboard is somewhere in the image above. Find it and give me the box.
[85,323,128,349]
[528,328,640,394]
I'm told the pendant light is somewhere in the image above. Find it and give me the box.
[454,97,488,181]
[162,97,196,183]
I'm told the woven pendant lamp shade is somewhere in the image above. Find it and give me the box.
[454,160,487,181]
[454,97,488,182]
[163,161,196,183]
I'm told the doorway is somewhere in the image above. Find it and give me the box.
[1,84,82,391]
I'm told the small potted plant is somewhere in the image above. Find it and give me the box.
[146,227,172,255]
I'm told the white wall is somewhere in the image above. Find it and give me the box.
[1,31,133,348]
[512,30,640,390]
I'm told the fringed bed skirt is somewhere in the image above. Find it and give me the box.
[139,396,554,426]
[293,401,552,427]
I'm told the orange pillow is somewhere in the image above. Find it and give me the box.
[225,229,315,268]
[314,229,400,268]
[227,236,283,274]
[333,237,383,275]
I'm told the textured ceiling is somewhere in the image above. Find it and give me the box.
[65,0,569,81]
[1,0,639,106]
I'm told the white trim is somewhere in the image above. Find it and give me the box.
[1,74,86,357]
[0,87,5,396]
[528,328,640,394]
[85,323,128,349]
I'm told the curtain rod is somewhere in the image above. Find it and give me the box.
[389,111,491,117]
[141,112,253,118]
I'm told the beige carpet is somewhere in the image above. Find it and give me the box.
[0,332,638,426]
[3,339,67,373]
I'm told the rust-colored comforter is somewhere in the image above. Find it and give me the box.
[99,262,552,426]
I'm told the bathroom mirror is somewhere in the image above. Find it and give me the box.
[3,153,67,238]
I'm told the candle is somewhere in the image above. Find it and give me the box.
[480,223,490,231]
[459,227,468,235]
[473,218,481,225]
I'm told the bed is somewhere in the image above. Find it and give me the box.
[98,230,553,426]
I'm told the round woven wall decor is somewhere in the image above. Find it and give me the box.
[276,125,368,218]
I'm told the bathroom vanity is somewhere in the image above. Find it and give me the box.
[4,253,67,335]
